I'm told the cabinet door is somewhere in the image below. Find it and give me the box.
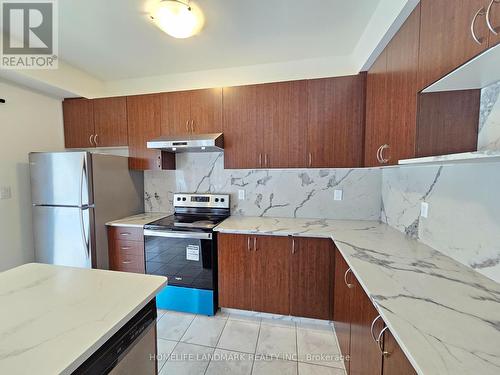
[382,329,416,375]
[127,94,162,170]
[364,50,389,167]
[223,85,263,169]
[307,75,365,168]
[252,236,290,315]
[63,98,94,148]
[418,0,489,91]
[290,238,333,320]
[333,250,353,374]
[386,4,420,164]
[218,234,253,310]
[488,0,500,47]
[262,81,308,168]
[190,88,223,134]
[93,97,128,147]
[160,91,191,136]
[349,278,383,375]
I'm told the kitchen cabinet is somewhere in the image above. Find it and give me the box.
[290,237,333,320]
[127,94,162,170]
[223,81,308,169]
[218,234,332,318]
[333,249,416,375]
[251,235,290,315]
[218,233,253,310]
[63,97,128,149]
[160,88,222,136]
[107,226,145,273]
[333,249,353,373]
[382,329,417,375]
[364,5,420,166]
[63,98,95,148]
[418,0,490,91]
[307,75,365,168]
[93,97,128,147]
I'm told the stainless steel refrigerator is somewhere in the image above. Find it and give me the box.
[29,151,144,269]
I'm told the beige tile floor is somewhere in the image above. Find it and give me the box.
[155,309,347,375]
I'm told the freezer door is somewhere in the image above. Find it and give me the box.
[33,206,94,268]
[29,152,93,206]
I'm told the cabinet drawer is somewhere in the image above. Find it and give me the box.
[112,239,144,257]
[109,226,143,242]
[111,253,145,273]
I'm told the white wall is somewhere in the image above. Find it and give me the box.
[0,80,65,271]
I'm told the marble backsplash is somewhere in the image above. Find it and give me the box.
[478,80,500,151]
[144,152,382,220]
[382,161,500,283]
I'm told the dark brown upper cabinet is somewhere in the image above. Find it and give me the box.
[63,97,128,149]
[126,94,163,171]
[93,97,128,147]
[418,0,490,91]
[364,5,420,167]
[307,75,366,168]
[223,81,308,169]
[160,88,222,136]
[63,98,95,148]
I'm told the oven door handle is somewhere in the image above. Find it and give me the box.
[144,229,212,240]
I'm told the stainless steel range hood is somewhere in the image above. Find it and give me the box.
[147,133,224,153]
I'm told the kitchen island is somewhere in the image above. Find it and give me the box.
[0,263,167,374]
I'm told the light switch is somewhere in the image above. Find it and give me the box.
[238,189,245,200]
[334,189,343,201]
[0,186,12,200]
[420,202,429,218]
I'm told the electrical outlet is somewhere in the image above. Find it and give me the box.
[0,186,12,200]
[238,189,245,200]
[420,202,429,218]
[334,189,343,201]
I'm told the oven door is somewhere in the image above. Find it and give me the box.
[144,230,214,290]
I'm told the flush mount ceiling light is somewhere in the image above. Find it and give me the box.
[150,0,204,39]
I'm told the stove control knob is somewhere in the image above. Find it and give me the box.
[215,198,219,202]
[177,197,181,201]
[182,197,187,201]
[220,198,225,203]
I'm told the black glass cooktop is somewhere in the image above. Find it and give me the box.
[144,214,227,231]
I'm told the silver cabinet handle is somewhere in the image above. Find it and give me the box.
[259,153,262,167]
[370,315,383,343]
[264,154,268,167]
[94,134,98,146]
[247,237,251,251]
[308,152,312,168]
[376,326,390,356]
[471,7,486,44]
[487,0,500,35]
[376,145,383,163]
[122,260,132,264]
[379,144,390,164]
[89,134,94,146]
[254,237,257,251]
[292,238,296,254]
[120,232,131,236]
[344,268,354,289]
[120,246,132,250]
[185,120,189,133]
[191,120,195,133]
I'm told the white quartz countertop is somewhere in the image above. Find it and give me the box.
[0,263,167,375]
[106,212,170,228]
[215,216,500,375]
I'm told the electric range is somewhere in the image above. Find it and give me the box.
[143,193,230,316]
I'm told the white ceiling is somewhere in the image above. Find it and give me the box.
[59,0,382,81]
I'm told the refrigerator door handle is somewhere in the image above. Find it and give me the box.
[79,208,90,260]
[80,155,85,207]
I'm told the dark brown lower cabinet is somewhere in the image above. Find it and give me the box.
[218,234,332,318]
[333,249,353,373]
[333,249,416,375]
[382,329,417,375]
[349,277,384,375]
[290,238,334,320]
